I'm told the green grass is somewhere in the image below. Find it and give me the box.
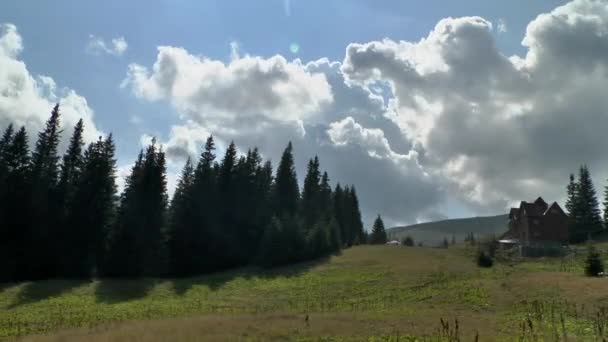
[2,245,608,341]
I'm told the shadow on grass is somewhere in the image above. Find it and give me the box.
[94,278,158,304]
[3,254,337,306]
[170,255,333,296]
[7,279,88,309]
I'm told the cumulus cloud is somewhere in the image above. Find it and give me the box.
[341,0,608,213]
[0,23,102,144]
[122,46,333,135]
[87,35,128,56]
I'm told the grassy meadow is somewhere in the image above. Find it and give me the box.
[2,244,608,341]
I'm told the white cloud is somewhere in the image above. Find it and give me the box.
[122,46,333,135]
[87,35,128,56]
[0,23,102,145]
[340,0,608,213]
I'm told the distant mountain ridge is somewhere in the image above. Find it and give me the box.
[386,214,508,246]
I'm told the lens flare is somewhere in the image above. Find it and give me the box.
[290,43,300,54]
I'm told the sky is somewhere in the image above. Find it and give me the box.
[3,0,607,228]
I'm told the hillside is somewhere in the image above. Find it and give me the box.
[3,245,608,341]
[387,214,508,246]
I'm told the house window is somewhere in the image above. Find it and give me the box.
[533,219,540,225]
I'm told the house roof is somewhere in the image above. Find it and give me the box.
[544,201,567,216]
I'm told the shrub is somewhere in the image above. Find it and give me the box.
[476,249,494,268]
[584,244,604,277]
[401,236,414,246]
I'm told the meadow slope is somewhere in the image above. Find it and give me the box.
[1,245,608,341]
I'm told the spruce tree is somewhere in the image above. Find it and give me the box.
[0,127,30,281]
[190,135,219,273]
[347,186,365,245]
[274,142,300,217]
[105,140,168,277]
[217,141,240,268]
[571,165,602,242]
[27,104,62,279]
[333,183,347,246]
[167,157,195,276]
[301,156,321,228]
[370,215,387,244]
[0,124,15,225]
[64,135,117,277]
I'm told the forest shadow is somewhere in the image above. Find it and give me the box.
[7,279,88,309]
[94,277,158,304]
[170,255,333,296]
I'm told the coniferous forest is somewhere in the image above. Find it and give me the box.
[0,105,366,282]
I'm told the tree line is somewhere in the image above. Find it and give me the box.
[0,105,366,282]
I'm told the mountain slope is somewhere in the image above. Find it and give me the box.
[387,214,508,246]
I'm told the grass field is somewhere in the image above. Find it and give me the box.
[2,244,608,341]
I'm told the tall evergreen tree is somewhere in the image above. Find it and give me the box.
[370,215,387,245]
[333,183,347,247]
[57,119,85,212]
[63,135,117,277]
[347,186,365,245]
[0,127,30,281]
[571,165,602,242]
[274,142,300,217]
[301,156,321,228]
[0,124,14,165]
[190,135,219,273]
[167,157,195,276]
[0,124,15,225]
[105,140,168,277]
[26,104,63,279]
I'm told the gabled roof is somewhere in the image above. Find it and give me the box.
[543,201,567,217]
[534,197,547,206]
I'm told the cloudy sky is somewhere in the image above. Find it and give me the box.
[3,0,606,228]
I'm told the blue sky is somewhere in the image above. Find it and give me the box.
[3,0,603,227]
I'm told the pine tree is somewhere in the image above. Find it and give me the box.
[333,183,347,246]
[347,186,365,245]
[0,124,15,225]
[370,215,387,244]
[301,156,321,228]
[190,135,219,273]
[55,120,85,275]
[167,157,195,276]
[0,127,30,281]
[571,165,602,242]
[217,141,240,268]
[105,140,168,277]
[0,124,14,167]
[26,104,63,279]
[64,135,117,277]
[274,142,299,217]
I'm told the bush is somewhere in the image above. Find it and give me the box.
[584,244,604,277]
[401,236,414,246]
[476,250,494,268]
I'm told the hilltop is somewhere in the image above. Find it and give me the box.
[387,214,508,246]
